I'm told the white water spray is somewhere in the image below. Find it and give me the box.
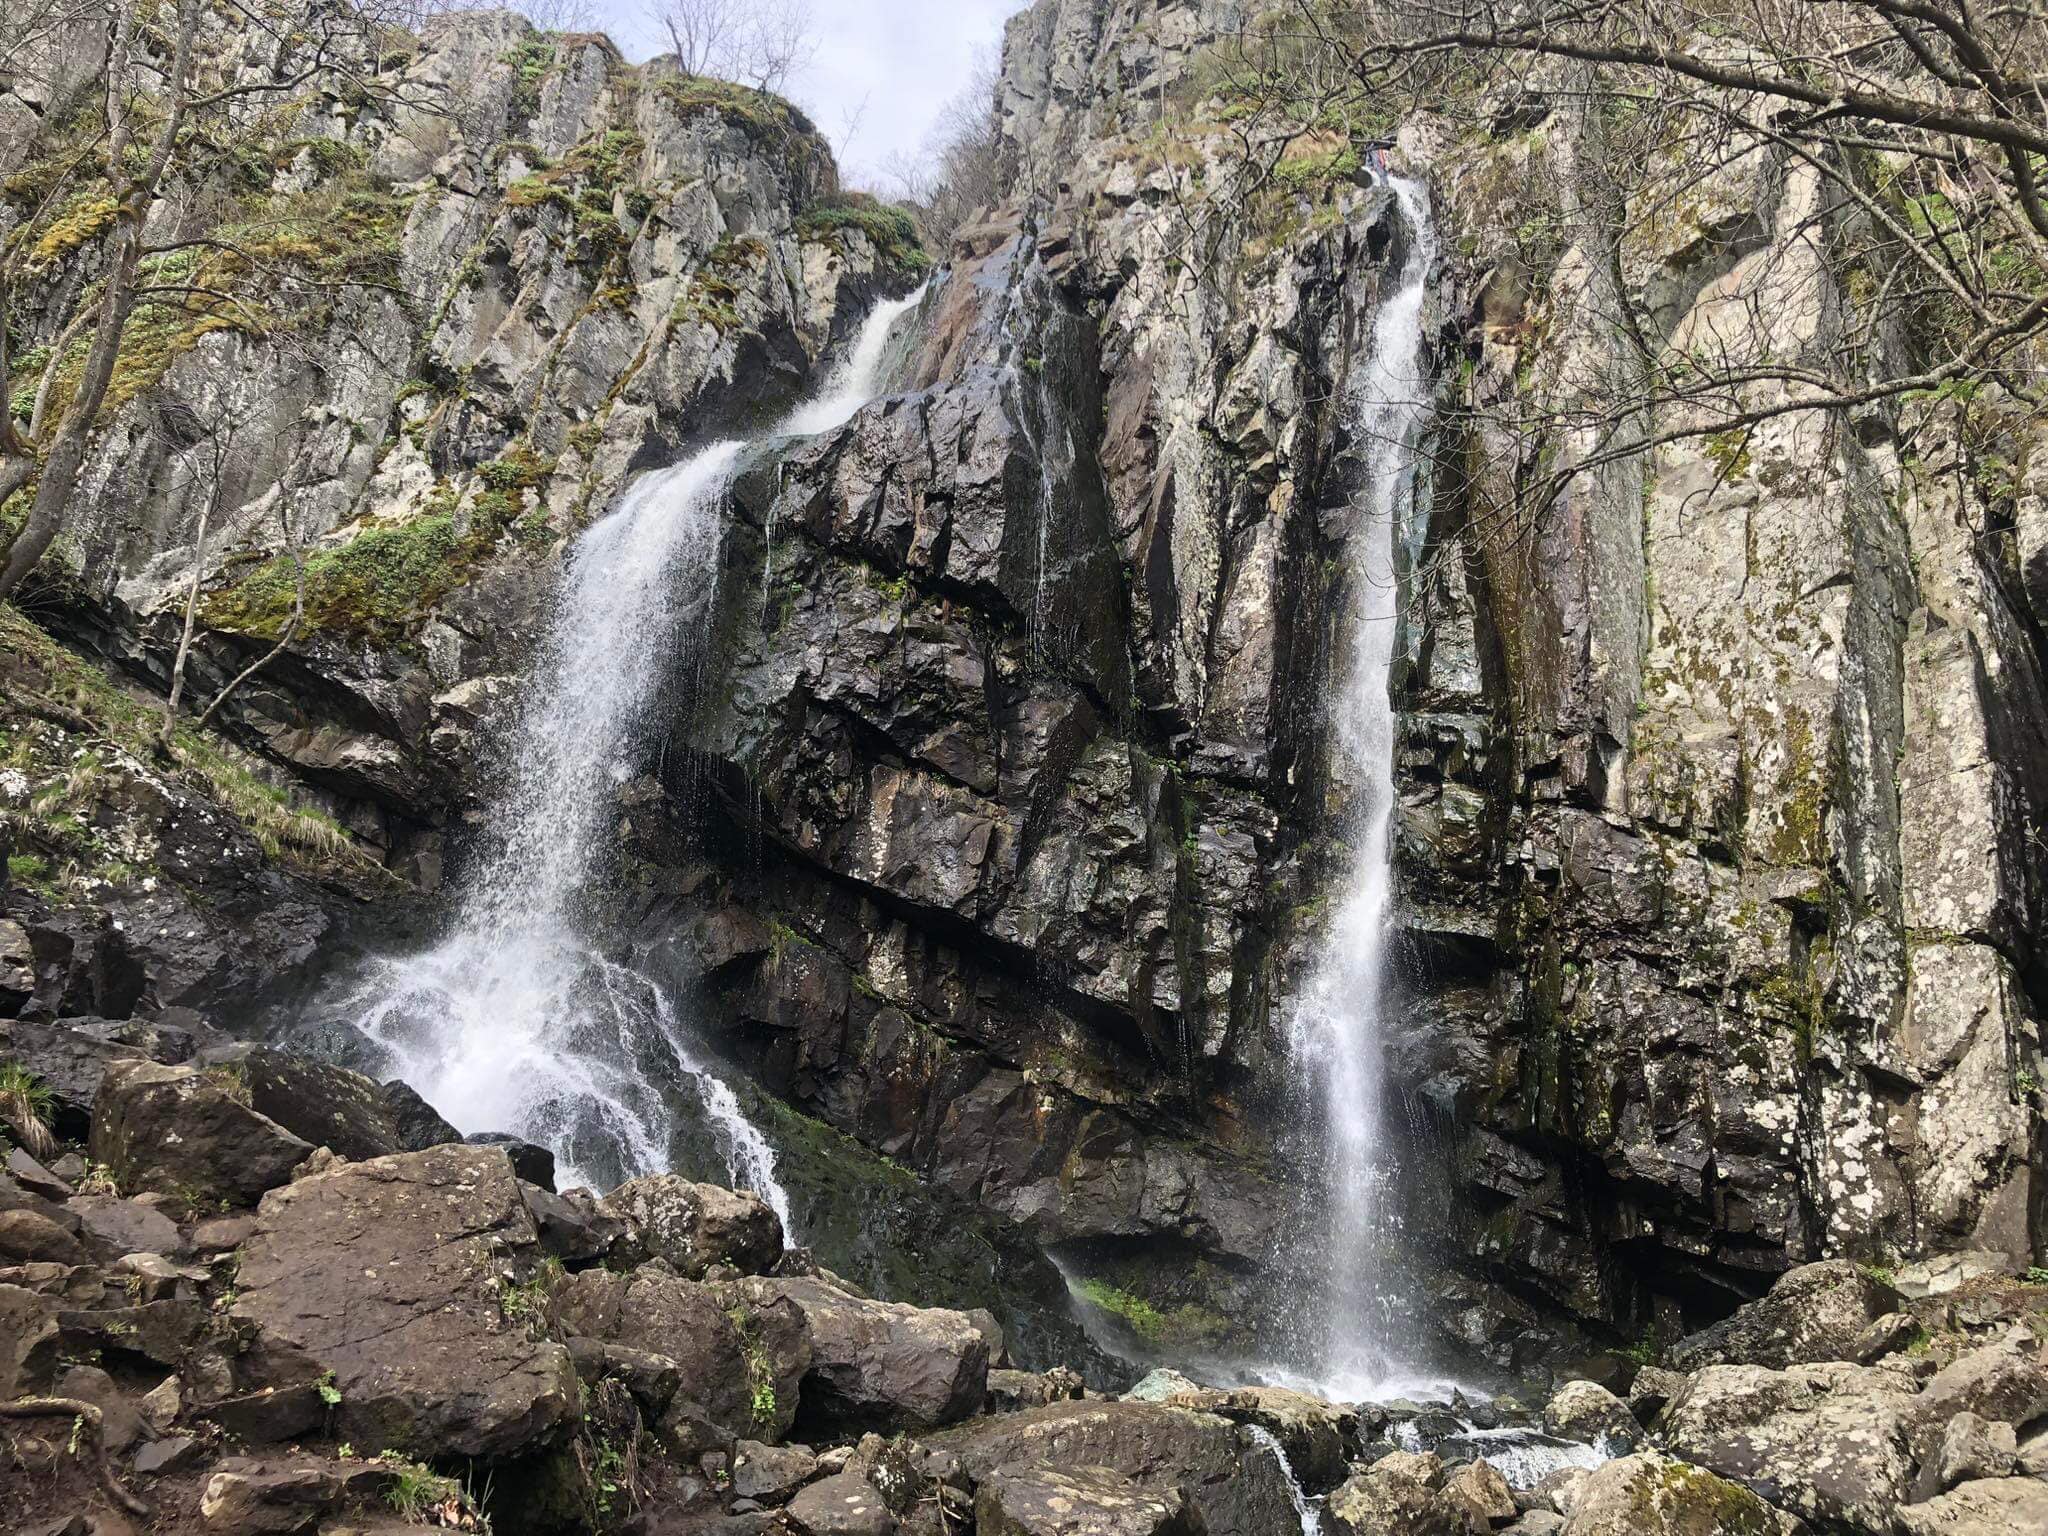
[350,286,928,1214]
[1287,177,1437,1400]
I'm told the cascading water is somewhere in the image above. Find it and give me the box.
[1246,1425,1322,1536]
[346,285,928,1213]
[1283,176,1439,1400]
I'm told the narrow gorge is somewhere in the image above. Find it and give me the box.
[3,2,2046,1534]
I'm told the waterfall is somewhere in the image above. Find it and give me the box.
[1245,1425,1322,1536]
[347,285,928,1213]
[1286,176,1437,1399]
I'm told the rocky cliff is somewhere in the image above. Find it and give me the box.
[5,0,2046,1403]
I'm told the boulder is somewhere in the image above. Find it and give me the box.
[1625,1366,1688,1426]
[601,1174,782,1277]
[133,1433,205,1475]
[378,1079,461,1150]
[522,1181,625,1263]
[935,1398,1301,1536]
[1847,1312,1919,1364]
[785,1469,896,1536]
[1166,1384,1354,1491]
[70,1194,182,1257]
[90,1059,312,1209]
[197,1454,428,1534]
[1,1017,149,1137]
[1895,1476,2048,1536]
[1542,1380,1636,1448]
[0,1285,63,1395]
[228,1143,577,1457]
[6,1148,72,1200]
[0,1207,87,1264]
[1121,1368,1201,1402]
[1661,1360,1919,1529]
[1444,1460,1518,1527]
[1913,1329,2048,1429]
[731,1439,820,1504]
[1326,1451,1467,1536]
[987,1366,1087,1412]
[1891,1251,2020,1299]
[464,1131,555,1190]
[1557,1453,1798,1536]
[722,1275,987,1435]
[976,1464,1201,1536]
[0,916,33,1010]
[1668,1261,1901,1371]
[1933,1411,2020,1488]
[553,1265,809,1443]
[232,1046,409,1161]
[1536,1467,1589,1517]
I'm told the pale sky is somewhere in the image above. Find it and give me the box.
[589,0,1025,188]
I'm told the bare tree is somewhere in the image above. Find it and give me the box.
[881,47,1006,243]
[1272,0,2048,544]
[649,0,816,95]
[150,409,308,757]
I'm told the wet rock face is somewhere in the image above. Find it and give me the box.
[625,6,1434,1339]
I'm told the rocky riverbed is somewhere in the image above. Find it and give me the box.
[2,1013,2046,1534]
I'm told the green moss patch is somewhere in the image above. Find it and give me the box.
[204,446,555,644]
[797,193,928,273]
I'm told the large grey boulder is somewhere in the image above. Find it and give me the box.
[1896,1476,2048,1536]
[976,1463,1201,1536]
[1164,1383,1354,1490]
[1668,1261,1903,1371]
[785,1468,897,1536]
[1543,1380,1637,1448]
[231,1045,410,1162]
[228,1143,577,1458]
[601,1173,783,1277]
[1661,1360,1919,1529]
[935,1399,1301,1536]
[0,1284,60,1396]
[2,1017,151,1137]
[1558,1453,1799,1536]
[553,1263,810,1444]
[91,1058,312,1209]
[721,1274,988,1435]
[1325,1451,1466,1536]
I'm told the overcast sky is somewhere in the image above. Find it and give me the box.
[588,0,1025,187]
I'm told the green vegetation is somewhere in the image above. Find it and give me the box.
[797,193,929,273]
[496,1257,565,1340]
[203,444,555,645]
[1703,428,1754,481]
[726,1305,780,1433]
[380,1451,465,1524]
[1270,146,1360,192]
[204,1062,253,1107]
[503,36,557,121]
[656,75,826,167]
[26,192,119,271]
[0,604,364,881]
[1075,1278,1169,1343]
[0,1063,58,1158]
